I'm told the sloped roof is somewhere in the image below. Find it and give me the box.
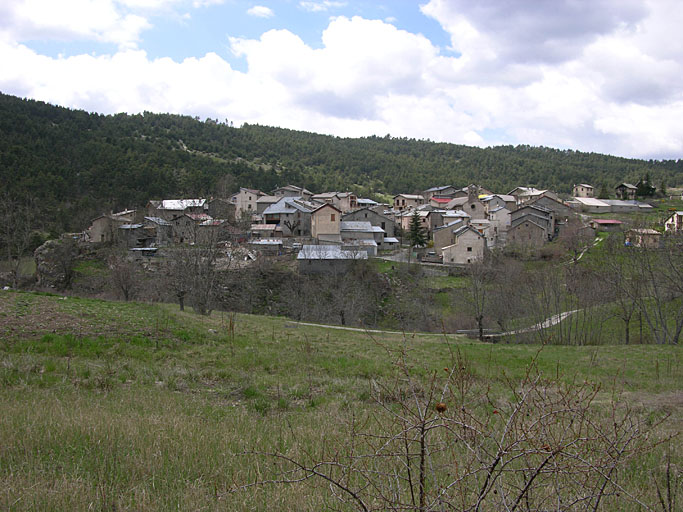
[313,203,342,213]
[144,216,171,226]
[572,197,610,207]
[264,197,316,215]
[297,245,368,260]
[394,194,424,200]
[434,219,466,232]
[453,225,485,238]
[488,206,509,214]
[356,198,378,206]
[273,185,313,195]
[430,196,452,204]
[257,195,280,203]
[156,199,206,210]
[446,197,468,208]
[591,219,623,225]
[424,185,454,193]
[340,221,374,232]
[514,204,552,215]
[186,213,212,221]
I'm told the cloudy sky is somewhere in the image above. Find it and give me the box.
[1,0,682,159]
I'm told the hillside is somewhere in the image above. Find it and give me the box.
[0,290,681,509]
[1,92,681,232]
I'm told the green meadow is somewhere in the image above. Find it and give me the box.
[0,290,681,510]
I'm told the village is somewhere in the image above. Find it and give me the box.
[82,180,681,274]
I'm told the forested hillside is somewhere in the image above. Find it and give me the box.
[1,92,681,232]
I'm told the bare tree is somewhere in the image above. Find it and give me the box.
[558,216,594,263]
[459,260,493,341]
[625,231,683,345]
[594,235,645,344]
[108,250,140,301]
[53,237,78,290]
[164,224,232,315]
[0,193,38,287]
[233,340,667,510]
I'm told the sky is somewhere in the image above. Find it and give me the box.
[1,0,682,160]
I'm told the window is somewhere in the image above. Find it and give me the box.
[381,222,385,229]
[471,204,476,210]
[467,247,472,252]
[331,214,335,221]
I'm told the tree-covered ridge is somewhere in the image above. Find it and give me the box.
[1,92,681,232]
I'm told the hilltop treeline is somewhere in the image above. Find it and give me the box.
[1,92,681,232]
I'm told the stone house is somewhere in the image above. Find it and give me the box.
[256,195,280,215]
[340,221,378,243]
[441,225,486,265]
[272,185,313,199]
[311,191,358,212]
[147,199,207,221]
[207,198,236,223]
[572,184,594,198]
[342,207,396,238]
[87,209,137,243]
[423,185,458,201]
[297,245,367,274]
[567,197,611,214]
[143,216,173,246]
[249,224,283,239]
[589,219,624,232]
[229,188,263,217]
[482,194,516,212]
[487,207,511,247]
[263,197,316,237]
[311,204,342,243]
[664,211,683,232]
[399,209,442,238]
[615,183,637,200]
[171,213,212,244]
[508,187,560,206]
[393,194,425,212]
[511,205,556,238]
[196,219,245,245]
[625,229,662,248]
[432,219,467,255]
[507,218,548,249]
[446,188,487,220]
[526,195,574,221]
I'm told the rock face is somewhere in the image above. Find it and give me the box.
[34,238,80,289]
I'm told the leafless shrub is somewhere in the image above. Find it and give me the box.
[232,338,671,510]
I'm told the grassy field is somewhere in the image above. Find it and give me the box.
[0,290,681,510]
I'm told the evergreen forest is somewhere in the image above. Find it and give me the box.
[1,92,681,233]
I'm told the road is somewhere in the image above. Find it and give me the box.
[287,309,581,339]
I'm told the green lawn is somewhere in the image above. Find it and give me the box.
[0,290,681,510]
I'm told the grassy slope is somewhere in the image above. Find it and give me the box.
[0,290,681,510]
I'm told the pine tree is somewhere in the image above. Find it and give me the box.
[408,210,427,248]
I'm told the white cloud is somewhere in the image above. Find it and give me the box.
[0,0,152,48]
[299,1,346,13]
[0,2,682,159]
[247,5,274,18]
